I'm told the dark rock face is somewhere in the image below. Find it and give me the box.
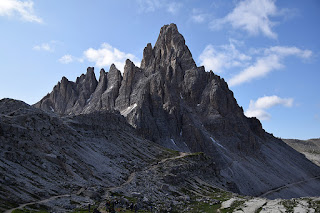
[82,64,123,113]
[0,98,222,211]
[34,23,320,198]
[34,67,98,115]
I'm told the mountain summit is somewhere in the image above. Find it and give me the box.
[35,23,320,198]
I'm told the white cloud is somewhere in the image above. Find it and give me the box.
[137,0,182,14]
[58,55,74,64]
[0,0,42,23]
[33,42,54,52]
[245,95,293,120]
[228,46,312,86]
[210,0,282,39]
[199,39,251,73]
[83,43,140,72]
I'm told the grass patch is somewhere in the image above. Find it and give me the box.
[188,202,221,213]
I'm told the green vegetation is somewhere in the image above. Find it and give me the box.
[186,201,221,213]
[71,203,99,213]
[12,208,49,213]
[161,148,180,158]
[182,152,204,158]
[281,199,297,213]
[309,200,320,213]
[70,209,90,213]
[11,203,49,213]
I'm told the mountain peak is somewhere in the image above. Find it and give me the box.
[155,23,185,50]
[140,23,196,74]
[33,24,320,199]
[158,23,179,39]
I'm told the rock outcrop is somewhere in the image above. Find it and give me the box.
[34,67,98,115]
[34,23,320,198]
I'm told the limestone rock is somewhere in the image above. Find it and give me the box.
[34,67,98,115]
[82,64,122,113]
[33,23,320,199]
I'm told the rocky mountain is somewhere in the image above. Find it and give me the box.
[0,98,223,212]
[34,23,320,200]
[2,99,320,212]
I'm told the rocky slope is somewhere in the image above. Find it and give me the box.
[34,24,320,199]
[1,99,319,213]
[284,138,320,166]
[0,98,225,212]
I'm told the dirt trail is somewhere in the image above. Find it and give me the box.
[260,176,320,198]
[4,194,71,213]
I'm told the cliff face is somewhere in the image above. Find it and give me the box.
[35,24,259,154]
[34,24,320,198]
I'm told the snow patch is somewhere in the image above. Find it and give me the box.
[120,103,137,117]
[180,130,182,136]
[170,139,177,146]
[106,85,114,92]
[86,94,93,104]
[180,93,183,99]
[210,137,226,150]
[49,106,54,112]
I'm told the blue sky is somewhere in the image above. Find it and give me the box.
[0,0,319,139]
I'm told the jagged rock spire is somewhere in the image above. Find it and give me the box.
[33,24,320,199]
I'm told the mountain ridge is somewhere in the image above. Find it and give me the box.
[33,23,320,199]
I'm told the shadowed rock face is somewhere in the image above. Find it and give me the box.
[34,23,320,198]
[0,98,222,211]
[34,67,98,115]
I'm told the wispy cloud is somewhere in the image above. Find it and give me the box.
[210,0,284,39]
[228,46,312,86]
[245,95,294,120]
[33,41,58,52]
[167,2,182,14]
[191,8,208,23]
[199,39,251,73]
[137,0,182,14]
[0,0,42,23]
